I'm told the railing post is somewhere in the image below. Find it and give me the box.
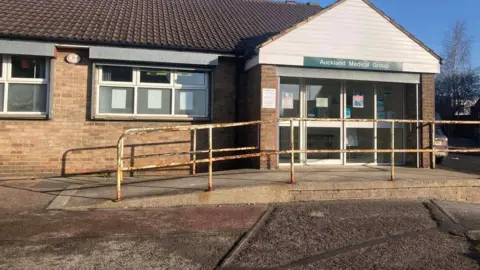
[391,122,395,181]
[116,136,124,201]
[208,126,213,191]
[290,119,296,184]
[431,122,436,169]
[192,128,197,175]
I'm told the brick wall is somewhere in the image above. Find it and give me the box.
[259,65,279,169]
[0,48,237,177]
[237,64,279,169]
[421,74,435,168]
[236,65,261,168]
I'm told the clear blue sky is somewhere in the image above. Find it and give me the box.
[297,0,480,68]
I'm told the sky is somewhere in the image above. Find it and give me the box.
[297,0,480,68]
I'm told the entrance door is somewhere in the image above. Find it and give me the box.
[345,81,375,164]
[278,77,406,166]
[305,79,342,164]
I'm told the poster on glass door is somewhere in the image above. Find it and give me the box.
[352,92,364,108]
[282,92,294,109]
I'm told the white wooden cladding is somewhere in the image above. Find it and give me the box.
[258,0,440,74]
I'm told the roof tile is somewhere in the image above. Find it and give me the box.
[0,0,321,53]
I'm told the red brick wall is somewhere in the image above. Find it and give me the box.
[420,74,435,168]
[0,48,237,177]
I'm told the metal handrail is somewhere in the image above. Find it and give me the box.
[114,118,480,201]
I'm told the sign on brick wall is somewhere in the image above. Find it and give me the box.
[262,88,276,109]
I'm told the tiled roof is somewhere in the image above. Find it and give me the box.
[0,0,322,54]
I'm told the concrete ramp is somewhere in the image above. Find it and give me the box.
[55,167,480,210]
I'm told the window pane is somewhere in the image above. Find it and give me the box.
[102,66,133,82]
[99,86,134,114]
[7,84,47,112]
[0,84,3,111]
[279,126,300,163]
[376,83,403,119]
[174,89,207,116]
[305,79,341,118]
[11,56,46,79]
[176,72,205,86]
[0,55,3,78]
[346,128,374,163]
[279,77,300,117]
[140,69,171,84]
[137,88,171,115]
[346,81,374,119]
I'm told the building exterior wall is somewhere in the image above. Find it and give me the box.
[421,73,435,168]
[0,48,237,177]
[259,65,279,169]
[259,0,440,73]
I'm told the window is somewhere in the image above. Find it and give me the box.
[0,55,49,114]
[97,65,209,118]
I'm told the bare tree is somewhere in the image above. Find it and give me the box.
[441,20,472,74]
[436,19,479,122]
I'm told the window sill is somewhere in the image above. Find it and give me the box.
[0,113,48,120]
[93,114,210,122]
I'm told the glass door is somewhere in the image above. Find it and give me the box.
[376,82,405,164]
[279,77,301,164]
[345,81,375,164]
[305,79,342,164]
[278,77,406,166]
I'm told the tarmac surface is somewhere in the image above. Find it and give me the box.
[0,200,478,269]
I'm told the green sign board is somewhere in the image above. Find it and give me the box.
[303,57,403,72]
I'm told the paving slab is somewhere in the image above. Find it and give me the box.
[0,179,68,213]
[433,200,480,231]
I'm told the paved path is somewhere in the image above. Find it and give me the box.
[0,200,478,269]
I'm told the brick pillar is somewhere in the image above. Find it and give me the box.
[259,65,279,169]
[420,74,435,168]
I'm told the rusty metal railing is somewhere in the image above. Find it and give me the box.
[115,120,272,201]
[115,118,480,201]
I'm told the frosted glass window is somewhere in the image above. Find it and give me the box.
[174,89,207,116]
[137,88,171,114]
[7,84,47,112]
[99,86,134,114]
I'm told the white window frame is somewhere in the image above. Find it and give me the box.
[96,64,210,119]
[0,55,50,115]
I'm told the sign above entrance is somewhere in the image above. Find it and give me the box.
[303,57,403,72]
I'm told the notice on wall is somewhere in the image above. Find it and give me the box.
[316,97,329,108]
[346,108,351,119]
[262,88,276,109]
[147,89,163,109]
[111,89,127,109]
[282,92,294,109]
[353,93,364,108]
[180,91,194,110]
